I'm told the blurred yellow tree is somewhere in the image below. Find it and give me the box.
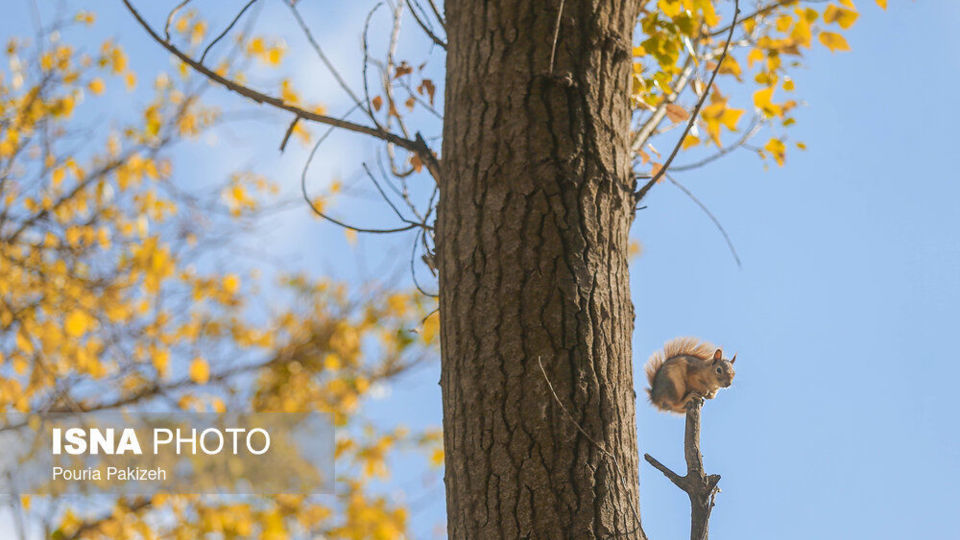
[0,10,440,539]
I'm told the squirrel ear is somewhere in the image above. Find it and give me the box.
[730,353,737,364]
[713,349,723,362]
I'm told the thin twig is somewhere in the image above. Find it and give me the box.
[548,0,566,74]
[164,0,193,40]
[666,173,742,267]
[410,228,439,297]
[537,357,644,538]
[425,0,445,28]
[709,0,807,37]
[200,0,259,64]
[671,119,761,172]
[299,109,417,234]
[361,162,424,228]
[408,0,447,48]
[286,0,374,119]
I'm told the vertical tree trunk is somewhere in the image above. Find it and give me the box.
[438,1,643,538]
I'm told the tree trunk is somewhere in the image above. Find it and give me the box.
[438,1,644,538]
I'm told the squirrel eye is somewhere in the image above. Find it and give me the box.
[715,367,722,374]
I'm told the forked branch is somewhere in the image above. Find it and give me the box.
[644,398,722,540]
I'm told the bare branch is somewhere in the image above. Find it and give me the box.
[671,118,762,172]
[410,228,439,297]
[120,0,443,181]
[425,0,445,29]
[408,0,447,48]
[665,173,742,268]
[285,0,374,119]
[278,115,300,152]
[298,111,418,234]
[644,398,723,540]
[164,0,193,41]
[200,0,259,64]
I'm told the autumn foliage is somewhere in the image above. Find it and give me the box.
[0,0,881,537]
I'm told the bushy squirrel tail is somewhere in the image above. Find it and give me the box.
[643,351,665,402]
[644,337,717,403]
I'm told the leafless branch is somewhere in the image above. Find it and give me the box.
[163,0,193,40]
[408,0,447,48]
[199,0,259,64]
[665,173,742,267]
[120,0,442,181]
[425,0,445,29]
[279,115,299,151]
[410,228,439,297]
[298,110,418,234]
[671,118,762,172]
[644,398,722,540]
[285,0,374,120]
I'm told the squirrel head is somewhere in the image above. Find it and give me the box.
[710,348,736,388]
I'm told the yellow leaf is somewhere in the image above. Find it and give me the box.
[152,349,170,377]
[280,79,299,104]
[52,167,66,186]
[430,448,444,467]
[819,32,851,52]
[88,78,105,95]
[189,357,210,384]
[324,354,341,370]
[422,311,439,343]
[267,47,284,65]
[16,331,34,354]
[75,11,95,25]
[875,0,886,9]
[753,87,782,117]
[658,0,683,17]
[65,310,92,337]
[823,5,859,29]
[720,108,744,131]
[764,138,787,166]
[223,274,240,294]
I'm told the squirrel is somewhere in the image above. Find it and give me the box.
[644,337,736,413]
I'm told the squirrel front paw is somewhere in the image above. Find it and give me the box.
[686,393,705,409]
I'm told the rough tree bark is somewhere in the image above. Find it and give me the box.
[438,1,644,537]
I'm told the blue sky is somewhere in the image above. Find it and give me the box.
[2,1,959,538]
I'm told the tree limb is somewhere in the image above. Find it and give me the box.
[119,0,442,182]
[644,398,722,540]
